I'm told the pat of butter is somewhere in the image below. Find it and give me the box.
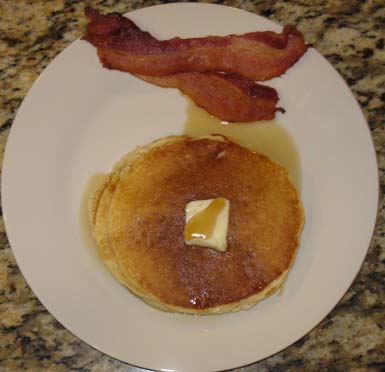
[184,198,230,252]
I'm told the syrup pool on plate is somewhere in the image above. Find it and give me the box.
[80,172,105,254]
[183,102,302,190]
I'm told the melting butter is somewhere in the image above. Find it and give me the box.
[185,198,227,240]
[184,198,229,252]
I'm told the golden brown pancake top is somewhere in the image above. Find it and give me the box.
[105,136,303,310]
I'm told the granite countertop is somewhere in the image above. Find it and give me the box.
[0,0,384,371]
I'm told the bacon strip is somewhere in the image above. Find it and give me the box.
[137,72,283,122]
[84,7,308,81]
[83,8,288,121]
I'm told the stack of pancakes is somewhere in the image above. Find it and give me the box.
[89,135,303,314]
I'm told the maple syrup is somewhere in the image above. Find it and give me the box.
[184,198,227,240]
[79,173,105,254]
[183,103,301,190]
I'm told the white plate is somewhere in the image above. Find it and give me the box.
[2,3,378,372]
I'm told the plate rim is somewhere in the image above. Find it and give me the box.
[1,2,379,371]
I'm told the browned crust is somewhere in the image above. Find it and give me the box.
[91,135,304,313]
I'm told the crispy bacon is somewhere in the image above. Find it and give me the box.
[137,72,283,122]
[83,8,287,121]
[84,7,309,81]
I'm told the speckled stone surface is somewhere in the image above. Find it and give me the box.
[0,1,384,371]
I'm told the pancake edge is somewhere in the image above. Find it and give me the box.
[89,134,304,315]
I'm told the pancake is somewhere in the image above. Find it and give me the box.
[89,135,304,314]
